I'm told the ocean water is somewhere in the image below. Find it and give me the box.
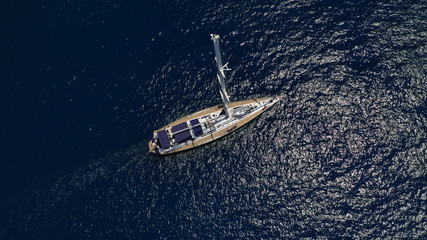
[1,0,426,239]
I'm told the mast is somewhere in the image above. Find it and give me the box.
[211,34,231,118]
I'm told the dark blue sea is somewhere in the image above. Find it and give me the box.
[1,0,426,239]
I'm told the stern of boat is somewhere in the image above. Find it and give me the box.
[148,138,161,155]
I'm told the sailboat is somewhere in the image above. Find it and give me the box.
[148,34,280,155]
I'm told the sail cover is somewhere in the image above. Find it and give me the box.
[172,122,192,143]
[190,119,203,137]
[157,130,170,149]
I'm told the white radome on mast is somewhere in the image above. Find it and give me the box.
[211,34,231,118]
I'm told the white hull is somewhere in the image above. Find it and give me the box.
[149,97,280,155]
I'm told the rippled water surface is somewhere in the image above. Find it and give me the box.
[2,0,426,239]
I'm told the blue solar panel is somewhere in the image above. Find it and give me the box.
[189,119,199,125]
[190,119,203,137]
[157,130,170,149]
[172,122,191,143]
[171,122,188,133]
[174,130,192,143]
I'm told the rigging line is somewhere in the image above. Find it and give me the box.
[220,37,274,96]
[251,96,262,107]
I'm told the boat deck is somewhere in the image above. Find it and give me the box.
[148,97,278,155]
